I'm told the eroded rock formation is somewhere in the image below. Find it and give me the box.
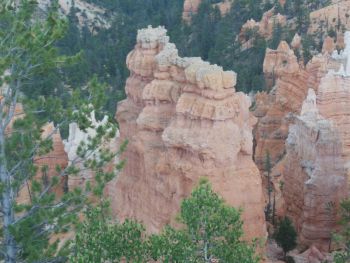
[182,0,232,23]
[254,40,342,170]
[309,1,350,35]
[113,26,267,241]
[283,89,347,251]
[254,41,308,169]
[239,8,287,50]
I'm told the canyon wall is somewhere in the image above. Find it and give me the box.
[253,41,309,169]
[254,41,341,170]
[264,34,350,251]
[283,89,347,251]
[112,26,267,241]
[309,1,350,35]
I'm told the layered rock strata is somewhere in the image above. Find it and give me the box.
[283,89,347,251]
[309,1,350,35]
[254,41,341,170]
[113,26,267,241]
[254,41,309,169]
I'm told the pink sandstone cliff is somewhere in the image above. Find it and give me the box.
[253,41,341,170]
[283,89,347,251]
[309,1,350,35]
[268,34,350,252]
[112,26,267,241]
[253,41,309,169]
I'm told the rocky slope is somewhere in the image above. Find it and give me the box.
[64,111,119,190]
[112,26,267,241]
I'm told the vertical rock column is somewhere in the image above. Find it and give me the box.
[283,89,347,251]
[114,26,267,242]
[158,59,267,240]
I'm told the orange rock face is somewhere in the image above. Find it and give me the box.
[112,26,267,241]
[282,89,347,251]
[309,1,350,35]
[254,42,309,169]
[254,42,341,170]
[38,123,68,196]
[322,36,335,54]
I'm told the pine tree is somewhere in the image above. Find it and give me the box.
[70,180,260,263]
[274,217,297,260]
[151,179,260,263]
[0,1,124,261]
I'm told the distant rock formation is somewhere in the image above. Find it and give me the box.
[309,1,350,36]
[113,26,267,241]
[182,0,232,23]
[239,8,287,50]
[253,41,308,169]
[182,0,202,23]
[267,33,350,252]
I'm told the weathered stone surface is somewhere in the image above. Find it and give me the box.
[292,245,330,263]
[113,26,267,241]
[322,36,335,54]
[291,33,302,50]
[254,41,341,170]
[282,89,347,251]
[317,73,350,161]
[254,42,308,169]
[309,1,350,35]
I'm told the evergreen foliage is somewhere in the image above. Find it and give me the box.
[70,180,259,263]
[334,199,350,263]
[274,217,297,260]
[0,1,125,261]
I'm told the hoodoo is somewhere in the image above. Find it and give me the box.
[112,26,267,241]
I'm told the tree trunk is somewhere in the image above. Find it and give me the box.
[0,129,16,263]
